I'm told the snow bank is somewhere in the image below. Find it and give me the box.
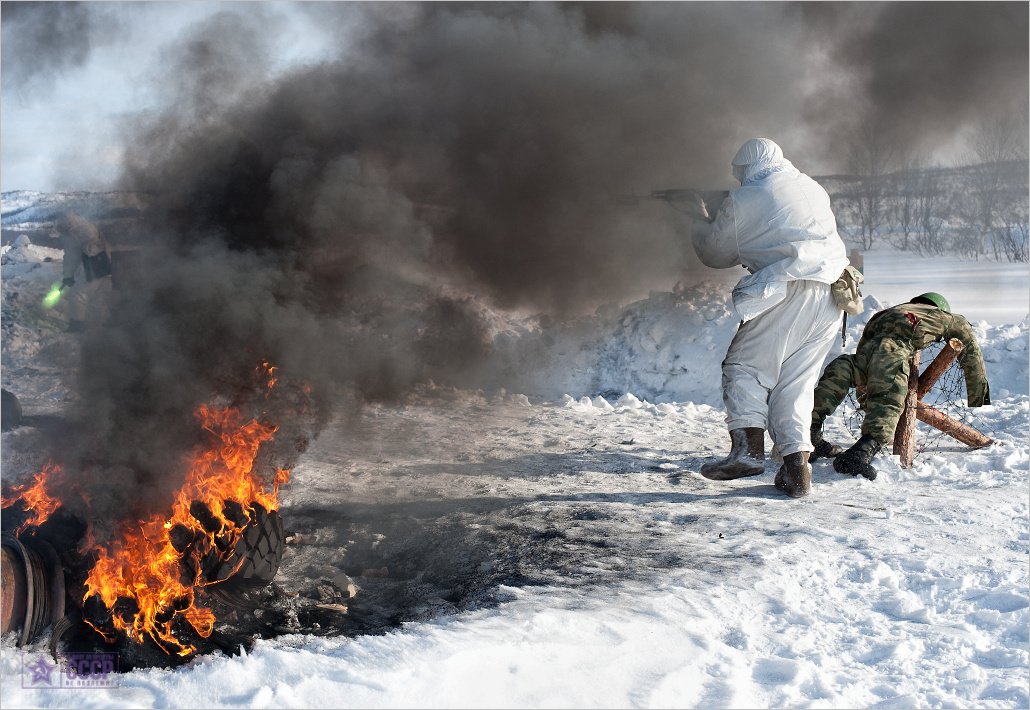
[496,285,1028,404]
[492,282,735,405]
[0,190,48,218]
[1,238,63,272]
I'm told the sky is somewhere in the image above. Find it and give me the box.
[1,2,342,191]
[1,2,1027,193]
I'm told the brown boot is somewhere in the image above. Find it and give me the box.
[700,427,765,480]
[774,451,812,498]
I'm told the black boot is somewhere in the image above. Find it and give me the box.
[774,451,811,498]
[700,427,765,480]
[809,427,844,463]
[833,434,882,480]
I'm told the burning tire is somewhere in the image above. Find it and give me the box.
[210,505,285,588]
[182,503,285,590]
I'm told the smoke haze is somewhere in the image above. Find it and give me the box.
[802,1,1029,152]
[0,1,120,96]
[3,2,1025,534]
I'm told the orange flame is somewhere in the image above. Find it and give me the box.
[84,403,290,656]
[259,360,278,397]
[2,462,62,533]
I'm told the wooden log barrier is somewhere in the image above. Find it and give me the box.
[915,403,994,449]
[892,339,993,468]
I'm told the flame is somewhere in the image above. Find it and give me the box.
[259,360,278,396]
[2,462,62,533]
[83,402,290,656]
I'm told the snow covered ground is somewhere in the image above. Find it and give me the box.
[2,236,1028,708]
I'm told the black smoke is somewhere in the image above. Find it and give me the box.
[802,1,1029,153]
[13,2,1025,534]
[120,3,808,311]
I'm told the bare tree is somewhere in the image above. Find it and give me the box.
[820,113,1026,261]
[960,113,1025,259]
[1003,104,1030,262]
[890,154,924,251]
[915,167,949,256]
[1000,207,1029,262]
[845,124,896,250]
[999,122,1029,262]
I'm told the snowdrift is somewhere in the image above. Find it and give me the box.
[489,281,1028,405]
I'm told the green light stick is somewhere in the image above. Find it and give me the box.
[42,282,64,309]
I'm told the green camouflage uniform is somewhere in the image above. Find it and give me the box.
[811,303,990,445]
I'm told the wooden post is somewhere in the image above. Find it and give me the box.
[917,339,964,397]
[893,351,920,467]
[915,403,994,449]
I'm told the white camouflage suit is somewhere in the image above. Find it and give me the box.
[692,139,848,456]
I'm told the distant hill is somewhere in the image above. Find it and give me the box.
[650,160,1027,260]
[4,159,1026,258]
[1,191,147,247]
[813,160,1028,199]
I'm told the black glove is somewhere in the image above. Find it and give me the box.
[968,381,990,408]
[61,277,75,289]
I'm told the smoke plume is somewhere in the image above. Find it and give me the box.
[13,2,1024,535]
[802,1,1029,154]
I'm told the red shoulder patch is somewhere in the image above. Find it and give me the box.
[904,312,920,328]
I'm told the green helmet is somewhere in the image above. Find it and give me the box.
[909,292,951,313]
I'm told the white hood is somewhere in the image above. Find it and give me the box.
[731,138,797,185]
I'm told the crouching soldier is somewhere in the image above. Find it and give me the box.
[806,292,990,482]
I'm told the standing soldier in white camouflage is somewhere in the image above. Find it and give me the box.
[690,138,850,498]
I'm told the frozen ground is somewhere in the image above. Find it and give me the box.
[1,236,1028,708]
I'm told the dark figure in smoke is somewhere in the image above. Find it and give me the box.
[56,213,112,333]
[810,292,990,481]
[690,138,849,498]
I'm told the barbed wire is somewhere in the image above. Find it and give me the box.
[838,340,997,459]
[915,342,999,454]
